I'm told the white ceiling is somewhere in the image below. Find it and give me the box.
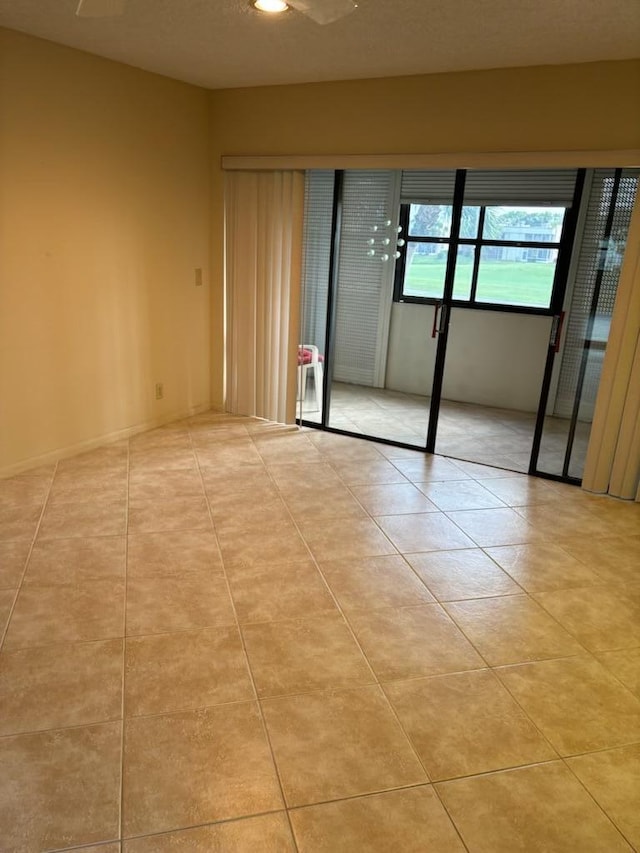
[1,0,639,90]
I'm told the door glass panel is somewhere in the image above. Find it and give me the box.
[453,246,475,300]
[298,170,334,424]
[537,331,607,480]
[402,244,450,299]
[537,344,604,478]
[327,171,456,447]
[475,247,558,308]
[435,308,552,472]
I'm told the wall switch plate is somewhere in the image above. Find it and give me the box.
[195,268,203,287]
[155,383,164,400]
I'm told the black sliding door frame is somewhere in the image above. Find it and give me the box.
[298,167,591,482]
[529,170,586,481]
[317,169,343,429]
[560,169,622,478]
[425,170,467,452]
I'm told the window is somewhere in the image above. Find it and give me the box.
[395,203,567,311]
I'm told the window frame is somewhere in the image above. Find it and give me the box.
[393,202,567,315]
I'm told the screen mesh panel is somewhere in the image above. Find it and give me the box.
[554,169,639,421]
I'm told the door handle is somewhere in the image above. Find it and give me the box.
[550,311,565,352]
[431,301,442,338]
[431,302,449,337]
[439,304,449,335]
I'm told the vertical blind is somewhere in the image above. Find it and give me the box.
[224,170,305,424]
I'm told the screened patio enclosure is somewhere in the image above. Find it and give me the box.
[297,167,639,483]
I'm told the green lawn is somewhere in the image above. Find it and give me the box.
[404,256,555,308]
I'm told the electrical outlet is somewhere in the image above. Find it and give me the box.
[195,268,203,287]
[155,382,164,400]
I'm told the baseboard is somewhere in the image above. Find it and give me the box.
[0,402,212,480]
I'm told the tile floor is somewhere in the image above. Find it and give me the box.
[303,382,591,477]
[0,411,639,852]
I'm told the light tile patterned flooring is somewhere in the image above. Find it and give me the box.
[309,382,591,477]
[0,411,639,852]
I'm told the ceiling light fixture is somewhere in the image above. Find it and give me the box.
[251,0,289,13]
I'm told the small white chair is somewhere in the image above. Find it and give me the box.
[297,345,324,411]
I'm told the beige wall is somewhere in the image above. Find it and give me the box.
[2,31,638,475]
[209,59,640,405]
[0,28,212,474]
[211,61,640,157]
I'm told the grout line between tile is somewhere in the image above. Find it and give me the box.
[191,423,301,853]
[251,432,452,810]
[115,806,292,848]
[0,463,57,652]
[119,434,131,842]
[3,413,639,850]
[559,754,638,850]
[250,434,461,821]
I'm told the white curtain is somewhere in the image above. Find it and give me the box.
[582,193,640,501]
[224,170,305,424]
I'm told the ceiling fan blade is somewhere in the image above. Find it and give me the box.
[288,0,357,25]
[76,0,126,18]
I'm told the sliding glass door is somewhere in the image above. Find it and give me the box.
[428,170,583,473]
[323,170,459,446]
[532,168,639,481]
[298,166,638,485]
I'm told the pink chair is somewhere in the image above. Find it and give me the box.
[297,345,324,411]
